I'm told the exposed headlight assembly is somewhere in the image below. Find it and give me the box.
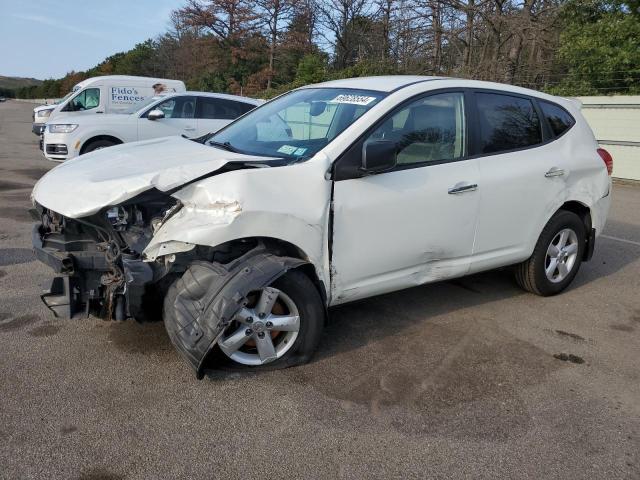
[48,124,78,133]
[37,109,53,118]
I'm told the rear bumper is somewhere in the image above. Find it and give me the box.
[592,185,612,237]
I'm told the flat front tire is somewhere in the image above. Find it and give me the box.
[209,269,324,370]
[515,210,586,296]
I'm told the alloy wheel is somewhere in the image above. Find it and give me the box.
[217,287,300,366]
[545,228,579,283]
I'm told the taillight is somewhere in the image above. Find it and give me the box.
[597,148,613,176]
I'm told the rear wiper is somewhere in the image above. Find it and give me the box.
[208,140,239,153]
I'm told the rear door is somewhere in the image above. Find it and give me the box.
[331,91,480,304]
[195,97,256,136]
[137,96,197,140]
[469,91,565,272]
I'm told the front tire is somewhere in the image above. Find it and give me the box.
[83,139,117,154]
[210,269,324,370]
[515,210,586,296]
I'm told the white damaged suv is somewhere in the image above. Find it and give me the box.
[31,76,612,378]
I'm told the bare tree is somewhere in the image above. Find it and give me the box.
[318,0,373,68]
[255,0,294,88]
[175,0,258,42]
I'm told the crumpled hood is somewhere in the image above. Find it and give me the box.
[32,136,273,218]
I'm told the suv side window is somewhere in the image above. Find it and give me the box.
[476,92,542,154]
[367,92,466,165]
[64,88,100,112]
[197,97,256,119]
[539,101,575,137]
[151,96,196,119]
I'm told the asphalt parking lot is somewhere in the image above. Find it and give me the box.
[1,99,639,480]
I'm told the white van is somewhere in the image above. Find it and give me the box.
[46,75,186,123]
[31,76,185,134]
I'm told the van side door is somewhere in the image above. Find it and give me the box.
[330,91,480,304]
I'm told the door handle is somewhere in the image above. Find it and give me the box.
[448,182,478,194]
[545,167,565,177]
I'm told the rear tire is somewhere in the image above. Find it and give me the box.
[515,210,585,296]
[83,139,117,154]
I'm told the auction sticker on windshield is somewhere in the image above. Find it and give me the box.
[330,94,377,105]
[277,145,299,155]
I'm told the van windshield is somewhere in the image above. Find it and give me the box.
[56,91,74,104]
[207,88,386,160]
[63,88,100,112]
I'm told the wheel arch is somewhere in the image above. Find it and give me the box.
[558,200,591,227]
[556,200,594,261]
[80,135,123,154]
[166,236,329,309]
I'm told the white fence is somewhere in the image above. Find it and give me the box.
[578,96,640,181]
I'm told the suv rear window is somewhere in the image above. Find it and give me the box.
[198,97,255,120]
[539,101,575,137]
[476,93,542,154]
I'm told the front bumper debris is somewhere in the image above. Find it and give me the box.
[165,249,305,378]
[32,215,155,321]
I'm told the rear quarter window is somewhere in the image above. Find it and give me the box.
[476,92,542,154]
[539,101,575,137]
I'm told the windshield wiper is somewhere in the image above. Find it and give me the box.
[208,140,239,153]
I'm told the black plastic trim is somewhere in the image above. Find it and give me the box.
[584,228,596,262]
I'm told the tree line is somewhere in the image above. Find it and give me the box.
[14,0,640,100]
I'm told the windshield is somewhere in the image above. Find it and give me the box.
[56,91,74,105]
[208,88,386,160]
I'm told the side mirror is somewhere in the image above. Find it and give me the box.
[148,109,165,121]
[361,140,397,174]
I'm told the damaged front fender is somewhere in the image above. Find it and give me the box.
[164,249,306,378]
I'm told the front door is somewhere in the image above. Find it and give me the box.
[137,96,197,140]
[330,91,480,304]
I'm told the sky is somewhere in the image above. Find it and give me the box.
[0,0,182,79]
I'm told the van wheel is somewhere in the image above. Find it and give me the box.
[209,269,324,370]
[515,210,585,296]
[83,139,117,153]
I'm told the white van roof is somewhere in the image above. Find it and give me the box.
[74,75,185,90]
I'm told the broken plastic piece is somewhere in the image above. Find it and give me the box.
[163,248,306,378]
